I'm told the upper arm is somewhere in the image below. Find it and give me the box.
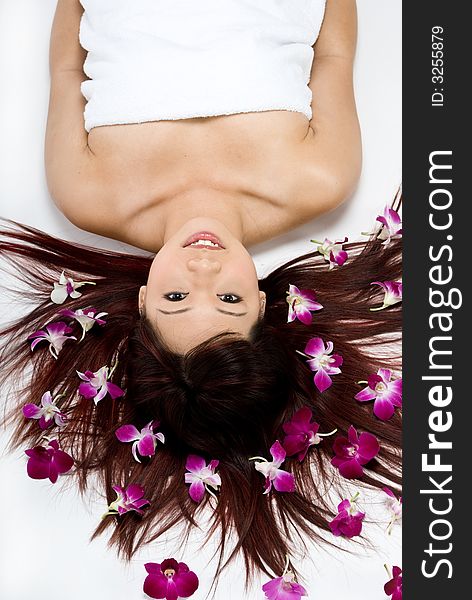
[45,0,97,222]
[303,0,362,209]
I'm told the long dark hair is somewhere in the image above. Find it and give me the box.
[0,208,401,585]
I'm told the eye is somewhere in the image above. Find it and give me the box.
[218,294,242,304]
[163,292,189,301]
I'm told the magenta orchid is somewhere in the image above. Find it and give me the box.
[331,425,380,479]
[58,307,107,341]
[311,236,348,269]
[77,364,124,404]
[250,441,295,494]
[103,484,150,517]
[28,321,76,359]
[329,493,365,539]
[282,406,336,461]
[376,205,402,244]
[50,271,96,304]
[184,455,221,503]
[115,420,165,463]
[384,487,402,534]
[23,391,67,430]
[355,369,402,421]
[299,337,343,393]
[143,558,199,600]
[25,439,74,483]
[286,284,323,325]
[384,565,402,600]
[262,559,308,600]
[371,280,403,311]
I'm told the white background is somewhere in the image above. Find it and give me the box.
[0,1,401,599]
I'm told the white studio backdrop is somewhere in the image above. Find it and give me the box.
[0,1,401,599]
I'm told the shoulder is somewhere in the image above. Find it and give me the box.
[285,131,362,222]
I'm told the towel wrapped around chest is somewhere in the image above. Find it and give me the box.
[79,0,326,132]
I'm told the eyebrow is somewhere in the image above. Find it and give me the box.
[157,308,248,317]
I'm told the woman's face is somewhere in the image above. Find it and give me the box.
[140,218,266,353]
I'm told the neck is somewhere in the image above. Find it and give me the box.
[160,189,246,245]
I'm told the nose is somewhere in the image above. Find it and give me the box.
[186,257,222,274]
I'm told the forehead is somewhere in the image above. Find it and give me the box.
[152,306,256,351]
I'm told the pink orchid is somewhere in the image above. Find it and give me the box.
[355,369,402,420]
[282,407,336,461]
[104,484,150,517]
[286,284,323,325]
[371,280,403,311]
[376,206,402,244]
[384,487,402,533]
[384,566,402,600]
[23,391,67,430]
[331,425,380,479]
[262,561,308,600]
[184,455,221,503]
[77,364,124,404]
[143,558,199,600]
[311,237,348,269]
[28,321,76,359]
[50,271,96,304]
[58,307,107,341]
[250,441,295,494]
[329,493,365,539]
[25,439,74,483]
[301,337,343,393]
[115,420,165,463]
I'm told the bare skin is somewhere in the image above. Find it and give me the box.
[45,0,361,253]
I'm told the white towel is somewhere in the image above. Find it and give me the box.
[79,0,326,132]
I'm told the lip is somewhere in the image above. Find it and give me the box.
[182,231,226,249]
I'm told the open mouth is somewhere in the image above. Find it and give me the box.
[183,232,226,249]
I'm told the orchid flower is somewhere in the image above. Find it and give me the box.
[262,558,308,600]
[331,425,380,479]
[286,284,323,325]
[25,439,74,483]
[384,565,402,600]
[28,322,76,359]
[143,558,199,600]
[103,484,150,517]
[355,369,402,420]
[282,406,336,461]
[250,441,295,494]
[311,237,348,269]
[184,455,221,503]
[384,487,402,534]
[77,364,124,405]
[58,307,107,341]
[23,391,67,430]
[298,337,343,393]
[371,280,403,311]
[329,492,365,538]
[50,271,96,304]
[376,206,402,244]
[115,420,165,463]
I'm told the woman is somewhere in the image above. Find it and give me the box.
[46,0,361,355]
[0,1,401,598]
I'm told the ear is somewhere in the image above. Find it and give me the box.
[138,286,147,316]
[258,291,266,318]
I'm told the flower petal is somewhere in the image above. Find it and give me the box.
[338,458,364,479]
[115,424,140,443]
[314,368,332,392]
[269,441,286,466]
[186,454,206,474]
[304,337,325,357]
[189,480,205,503]
[272,470,295,493]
